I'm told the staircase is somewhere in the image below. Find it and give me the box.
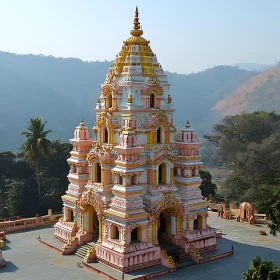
[53,234,67,244]
[199,244,217,254]
[160,243,195,269]
[74,242,95,259]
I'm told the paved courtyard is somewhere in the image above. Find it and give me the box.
[1,212,280,280]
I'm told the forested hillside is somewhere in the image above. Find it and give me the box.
[214,65,280,116]
[0,51,255,151]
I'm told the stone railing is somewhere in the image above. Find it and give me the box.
[184,228,216,241]
[149,184,178,194]
[160,249,175,268]
[0,209,62,232]
[187,244,202,264]
[102,239,124,253]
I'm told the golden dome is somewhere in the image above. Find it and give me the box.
[124,35,148,45]
[103,7,163,78]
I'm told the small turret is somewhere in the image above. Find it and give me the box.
[74,120,90,140]
[179,121,197,143]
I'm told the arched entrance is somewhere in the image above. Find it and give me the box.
[78,190,104,242]
[158,163,166,184]
[150,93,155,108]
[157,208,178,243]
[95,163,102,183]
[84,206,99,242]
[157,128,161,143]
[104,128,109,143]
[153,193,185,244]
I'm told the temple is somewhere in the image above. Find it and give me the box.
[54,7,217,272]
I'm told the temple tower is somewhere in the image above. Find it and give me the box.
[54,120,92,240]
[54,7,218,272]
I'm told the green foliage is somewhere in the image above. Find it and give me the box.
[267,201,280,237]
[199,170,217,198]
[20,117,52,196]
[243,256,280,280]
[206,111,280,235]
[0,139,71,220]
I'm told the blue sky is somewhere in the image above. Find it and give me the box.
[0,0,279,74]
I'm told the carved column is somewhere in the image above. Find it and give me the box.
[155,218,159,244]
[201,213,207,229]
[170,167,174,183]
[98,215,102,243]
[153,169,157,186]
[80,211,85,232]
[188,215,194,231]
[101,167,104,184]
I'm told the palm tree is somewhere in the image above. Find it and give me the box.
[20,117,52,196]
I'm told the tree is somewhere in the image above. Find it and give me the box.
[20,117,52,196]
[205,111,280,167]
[267,201,280,237]
[199,170,217,198]
[243,256,280,280]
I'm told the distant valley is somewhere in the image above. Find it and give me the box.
[1,51,278,152]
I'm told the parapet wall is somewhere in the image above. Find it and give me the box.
[0,209,62,233]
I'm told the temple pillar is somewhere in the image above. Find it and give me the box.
[201,213,207,229]
[155,219,158,244]
[101,168,104,184]
[98,215,102,242]
[81,211,85,232]
[170,167,174,182]
[188,215,194,231]
[153,169,157,186]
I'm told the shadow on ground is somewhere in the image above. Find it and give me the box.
[0,261,19,273]
[158,237,280,280]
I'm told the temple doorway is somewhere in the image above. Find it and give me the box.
[104,128,109,143]
[131,227,141,243]
[157,128,161,143]
[84,206,99,242]
[158,163,166,184]
[244,210,247,220]
[157,210,170,243]
[150,93,155,108]
[95,163,102,183]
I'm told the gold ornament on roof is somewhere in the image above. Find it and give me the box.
[185,121,190,128]
[127,94,133,104]
[130,7,143,36]
[167,95,172,104]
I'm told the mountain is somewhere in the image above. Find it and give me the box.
[0,51,255,152]
[232,63,273,72]
[213,65,280,116]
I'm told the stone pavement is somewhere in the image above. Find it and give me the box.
[1,213,280,280]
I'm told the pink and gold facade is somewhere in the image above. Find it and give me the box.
[54,8,217,272]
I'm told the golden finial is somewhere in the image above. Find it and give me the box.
[130,6,143,36]
[127,94,133,104]
[185,120,190,128]
[80,119,84,126]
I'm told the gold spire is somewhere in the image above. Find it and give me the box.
[130,6,143,36]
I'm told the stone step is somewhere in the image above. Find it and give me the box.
[176,260,196,269]
[53,234,67,243]
[74,242,95,259]
[199,245,217,254]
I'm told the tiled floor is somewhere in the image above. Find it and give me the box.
[1,213,280,280]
